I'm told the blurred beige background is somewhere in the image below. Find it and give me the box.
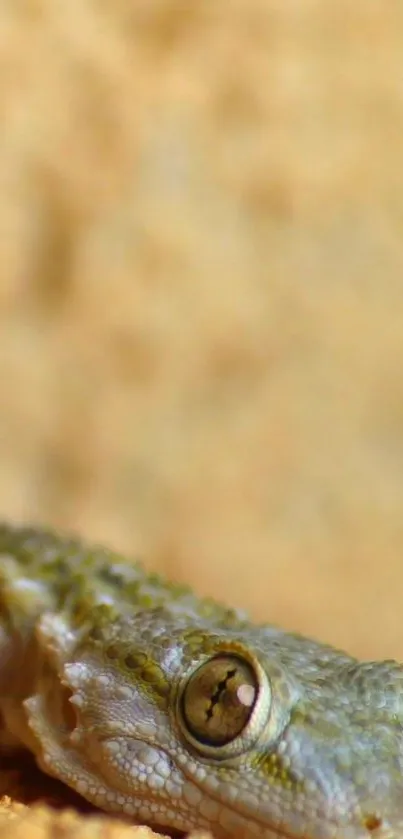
[1,0,403,660]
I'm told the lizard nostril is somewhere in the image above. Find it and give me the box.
[60,687,80,733]
[363,814,382,832]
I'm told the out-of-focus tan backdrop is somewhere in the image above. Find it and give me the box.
[1,0,403,660]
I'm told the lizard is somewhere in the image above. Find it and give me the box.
[0,523,402,839]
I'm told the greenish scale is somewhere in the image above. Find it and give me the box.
[0,523,242,631]
[252,749,303,791]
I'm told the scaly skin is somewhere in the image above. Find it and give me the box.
[0,524,403,838]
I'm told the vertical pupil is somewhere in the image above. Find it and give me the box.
[181,655,258,746]
[206,667,237,720]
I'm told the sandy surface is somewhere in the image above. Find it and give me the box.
[0,798,184,839]
[1,2,403,833]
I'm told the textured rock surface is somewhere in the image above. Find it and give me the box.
[0,798,178,839]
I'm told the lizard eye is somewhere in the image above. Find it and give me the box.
[180,654,259,746]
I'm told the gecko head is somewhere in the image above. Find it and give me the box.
[26,611,403,839]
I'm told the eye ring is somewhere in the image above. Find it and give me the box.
[176,648,271,759]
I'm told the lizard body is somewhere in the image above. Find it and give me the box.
[0,523,402,838]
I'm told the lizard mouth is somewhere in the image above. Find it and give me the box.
[96,733,321,839]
